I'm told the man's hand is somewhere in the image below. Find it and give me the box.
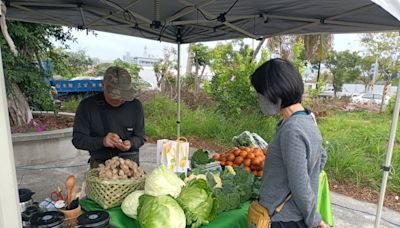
[103,133,122,148]
[115,140,131,151]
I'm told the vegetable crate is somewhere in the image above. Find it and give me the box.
[85,169,145,209]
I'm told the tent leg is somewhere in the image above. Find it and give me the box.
[177,42,181,139]
[0,48,22,227]
[374,72,400,228]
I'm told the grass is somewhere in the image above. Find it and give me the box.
[318,112,400,193]
[144,96,400,193]
[61,99,80,113]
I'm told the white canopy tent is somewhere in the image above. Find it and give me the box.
[0,0,399,227]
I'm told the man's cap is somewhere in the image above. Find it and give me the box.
[103,66,137,101]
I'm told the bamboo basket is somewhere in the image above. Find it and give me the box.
[85,169,145,209]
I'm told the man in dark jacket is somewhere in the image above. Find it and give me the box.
[72,66,145,167]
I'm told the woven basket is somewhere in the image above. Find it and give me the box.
[85,169,145,209]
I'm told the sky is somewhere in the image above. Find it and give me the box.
[57,29,364,66]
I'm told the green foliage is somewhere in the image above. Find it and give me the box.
[92,59,149,90]
[319,111,400,193]
[44,48,95,79]
[191,149,212,165]
[360,32,400,81]
[144,95,277,147]
[386,96,396,115]
[291,38,306,76]
[214,166,254,213]
[144,96,400,193]
[303,34,333,62]
[47,49,94,79]
[324,51,361,95]
[207,41,266,114]
[2,21,73,111]
[177,179,216,227]
[189,43,210,67]
[61,99,81,113]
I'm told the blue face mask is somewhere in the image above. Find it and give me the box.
[258,94,281,116]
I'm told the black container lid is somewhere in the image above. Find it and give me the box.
[30,211,64,228]
[78,211,110,228]
[19,188,35,202]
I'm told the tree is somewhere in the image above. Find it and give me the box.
[208,41,268,114]
[303,34,333,88]
[188,43,210,98]
[360,32,400,88]
[92,59,149,90]
[1,21,73,127]
[46,48,94,79]
[153,47,177,97]
[264,36,306,75]
[359,55,376,91]
[324,51,361,96]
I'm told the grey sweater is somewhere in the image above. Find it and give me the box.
[259,113,327,228]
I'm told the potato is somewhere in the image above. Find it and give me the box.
[118,170,125,176]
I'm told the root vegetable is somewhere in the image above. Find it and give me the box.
[95,157,144,180]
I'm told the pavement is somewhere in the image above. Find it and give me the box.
[16,144,400,228]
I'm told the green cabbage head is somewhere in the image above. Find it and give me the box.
[145,166,185,198]
[176,179,217,228]
[138,194,186,228]
[121,190,144,219]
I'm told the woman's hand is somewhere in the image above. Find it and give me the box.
[318,221,329,228]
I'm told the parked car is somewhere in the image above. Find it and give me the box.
[351,93,390,105]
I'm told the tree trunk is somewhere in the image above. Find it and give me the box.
[200,65,206,79]
[7,84,33,127]
[194,62,199,97]
[316,61,321,90]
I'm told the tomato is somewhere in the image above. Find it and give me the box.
[234,156,244,165]
[212,154,221,161]
[239,150,248,158]
[246,153,255,159]
[227,154,236,162]
[243,158,251,167]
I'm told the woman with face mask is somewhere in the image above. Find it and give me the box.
[250,59,328,228]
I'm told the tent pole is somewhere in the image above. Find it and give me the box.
[0,47,22,227]
[374,69,400,228]
[177,42,181,139]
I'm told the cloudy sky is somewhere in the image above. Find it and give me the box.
[56,29,363,65]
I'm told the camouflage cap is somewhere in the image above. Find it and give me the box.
[103,66,137,101]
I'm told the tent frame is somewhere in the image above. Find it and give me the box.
[0,1,399,227]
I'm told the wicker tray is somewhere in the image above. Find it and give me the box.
[85,169,145,209]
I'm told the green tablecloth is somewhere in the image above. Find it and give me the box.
[81,171,332,228]
[80,199,250,228]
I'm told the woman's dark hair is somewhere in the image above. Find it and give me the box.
[251,58,304,108]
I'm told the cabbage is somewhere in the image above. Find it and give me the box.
[138,194,186,228]
[176,179,217,228]
[145,166,185,198]
[121,190,144,219]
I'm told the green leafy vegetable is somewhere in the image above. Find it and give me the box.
[176,179,217,228]
[138,194,186,228]
[191,149,212,165]
[145,166,185,198]
[252,176,263,199]
[232,131,268,149]
[121,190,144,219]
[213,166,255,213]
